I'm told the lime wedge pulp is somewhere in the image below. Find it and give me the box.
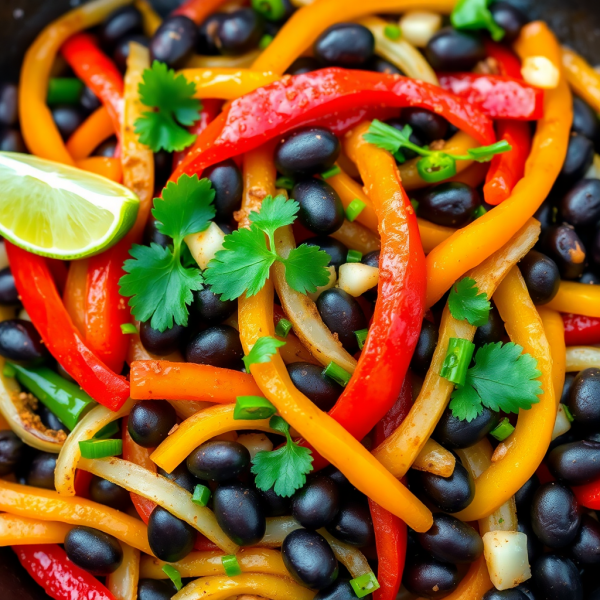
[0,152,139,259]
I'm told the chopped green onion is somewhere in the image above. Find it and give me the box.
[251,0,286,21]
[234,396,277,420]
[275,318,293,338]
[347,249,363,263]
[192,484,212,507]
[120,323,138,334]
[11,363,96,431]
[490,417,515,442]
[79,439,123,459]
[474,205,487,219]
[439,338,475,387]
[321,165,341,179]
[410,199,419,211]
[259,34,274,49]
[417,153,457,183]
[346,198,366,222]
[94,421,120,440]
[2,364,16,378]
[354,328,369,350]
[498,517,504,524]
[275,176,295,190]
[322,362,351,387]
[162,564,182,591]
[47,78,84,105]
[222,554,242,577]
[563,404,574,423]
[350,573,381,598]
[384,24,402,40]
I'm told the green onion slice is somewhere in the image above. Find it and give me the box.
[439,338,475,387]
[321,165,341,179]
[346,199,366,222]
[347,249,363,264]
[192,484,212,507]
[234,396,277,420]
[354,328,369,350]
[322,362,351,387]
[222,554,242,577]
[162,564,182,590]
[490,417,515,442]
[350,573,381,598]
[120,323,138,334]
[79,439,123,459]
[275,318,293,338]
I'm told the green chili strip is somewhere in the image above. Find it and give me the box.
[47,78,84,105]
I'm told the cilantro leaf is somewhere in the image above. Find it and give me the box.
[363,120,415,154]
[283,244,332,294]
[135,111,197,153]
[451,0,505,42]
[251,416,313,497]
[249,195,299,240]
[450,342,542,422]
[448,277,491,327]
[243,336,286,370]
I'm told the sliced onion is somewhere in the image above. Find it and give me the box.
[169,400,213,419]
[185,222,225,270]
[399,11,442,47]
[307,266,337,302]
[413,438,455,477]
[107,542,140,600]
[330,220,381,255]
[566,346,600,371]
[79,456,238,554]
[186,50,261,69]
[552,404,572,440]
[237,433,273,459]
[483,531,531,590]
[338,263,379,298]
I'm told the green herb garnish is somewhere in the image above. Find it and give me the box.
[242,336,286,371]
[448,277,491,327]
[451,0,505,41]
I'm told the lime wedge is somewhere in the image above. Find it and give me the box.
[0,152,139,259]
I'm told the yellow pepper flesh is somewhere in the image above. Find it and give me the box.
[545,281,600,317]
[562,46,600,113]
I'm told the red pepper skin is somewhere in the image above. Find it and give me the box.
[438,73,544,120]
[573,478,600,509]
[172,69,496,182]
[74,469,93,499]
[563,313,600,346]
[484,40,522,79]
[14,545,115,600]
[172,0,226,24]
[6,242,130,411]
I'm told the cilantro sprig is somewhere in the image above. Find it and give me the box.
[449,342,543,422]
[363,120,512,183]
[448,277,491,327]
[451,0,505,42]
[119,174,215,332]
[251,415,313,497]
[243,336,286,371]
[204,195,331,301]
[135,61,202,152]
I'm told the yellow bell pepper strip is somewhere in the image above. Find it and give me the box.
[134,0,162,36]
[188,50,262,69]
[238,149,433,531]
[107,543,140,600]
[454,266,556,521]
[424,21,572,308]
[173,573,314,600]
[18,0,132,164]
[76,156,123,182]
[180,68,279,100]
[539,308,566,402]
[562,46,600,113]
[0,479,152,554]
[441,556,493,600]
[372,219,540,478]
[66,106,114,160]
[140,548,288,579]
[151,404,277,473]
[545,281,600,317]
[0,514,72,546]
[565,346,600,372]
[251,0,456,73]
[330,220,381,255]
[417,219,455,255]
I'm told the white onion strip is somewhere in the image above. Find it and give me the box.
[107,542,140,600]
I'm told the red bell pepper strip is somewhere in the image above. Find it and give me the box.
[573,477,600,509]
[438,73,544,121]
[485,40,522,79]
[74,469,93,499]
[14,544,116,600]
[171,68,496,182]
[563,313,600,346]
[5,242,130,411]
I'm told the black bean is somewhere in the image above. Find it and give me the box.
[542,224,586,280]
[80,86,100,113]
[572,97,600,142]
[150,15,198,67]
[531,482,582,549]
[313,579,364,600]
[418,513,482,563]
[530,555,582,600]
[26,452,56,490]
[93,137,118,158]
[0,431,23,476]
[138,578,178,600]
[361,250,380,301]
[51,105,85,140]
[514,474,539,516]
[286,57,321,75]
[65,526,122,575]
[147,506,195,562]
[314,23,374,68]
[204,159,243,221]
[489,2,528,43]
[139,320,186,356]
[191,288,237,326]
[213,483,266,546]
[323,466,353,491]
[418,182,481,228]
[185,325,244,369]
[89,476,131,511]
[275,127,340,178]
[143,215,172,248]
[482,588,529,600]
[292,475,340,530]
[100,6,143,48]
[568,368,600,428]
[287,362,343,411]
[127,401,177,448]
[187,440,250,481]
[568,513,600,565]
[258,485,291,517]
[0,83,18,126]
[519,250,561,305]
[38,405,68,433]
[158,463,200,494]
[113,33,149,72]
[433,405,499,450]
[216,9,263,55]
[580,269,600,283]
[474,304,506,346]
[559,133,594,186]
[562,373,576,404]
[399,108,449,144]
[410,319,439,376]
[0,267,18,305]
[154,150,173,191]
[196,13,225,55]
[282,529,338,589]
[0,128,26,153]
[326,498,374,547]
[316,288,367,353]
[560,179,600,228]
[304,237,348,271]
[367,57,402,75]
[425,27,485,72]
[403,557,459,599]
[513,584,536,600]
[547,440,600,485]
[292,179,345,235]
[0,319,49,366]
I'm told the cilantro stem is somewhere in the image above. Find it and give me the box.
[440,338,475,386]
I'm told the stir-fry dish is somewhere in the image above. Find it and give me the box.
[1,0,600,598]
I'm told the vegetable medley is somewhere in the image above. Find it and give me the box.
[1,0,600,599]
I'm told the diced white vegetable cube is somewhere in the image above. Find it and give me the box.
[399,11,442,47]
[552,404,572,440]
[521,56,560,89]
[184,222,225,270]
[338,263,379,297]
[483,530,531,590]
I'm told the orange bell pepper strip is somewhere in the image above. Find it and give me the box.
[425,21,572,308]
[562,46,600,113]
[442,556,493,600]
[172,0,229,25]
[66,106,114,160]
[76,156,123,182]
[546,281,600,318]
[0,514,72,546]
[130,360,263,402]
[539,308,566,402]
[134,0,162,36]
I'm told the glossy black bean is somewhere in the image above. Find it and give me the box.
[64,526,122,575]
[412,460,475,513]
[143,215,172,248]
[0,267,18,305]
[51,105,85,140]
[138,579,178,600]
[433,406,499,449]
[196,13,225,55]
[561,179,600,228]
[100,6,143,48]
[418,513,483,563]
[276,128,340,178]
[399,108,449,144]
[305,237,348,271]
[326,498,374,547]
[361,250,380,300]
[518,518,542,564]
[514,474,539,515]
[287,362,343,411]
[127,401,177,448]
[314,23,374,68]
[562,373,576,404]
[0,431,23,476]
[418,182,481,228]
[547,440,600,484]
[187,440,250,481]
[323,466,353,490]
[89,476,131,511]
[92,137,118,158]
[217,9,263,55]
[531,555,582,600]
[292,475,340,530]
[0,319,49,365]
[154,150,173,191]
[316,288,367,353]
[286,56,321,75]
[489,2,528,43]
[483,589,528,600]
[25,452,56,490]
[559,133,594,186]
[191,288,236,326]
[204,159,243,221]
[293,179,345,235]
[113,33,149,72]
[147,506,195,562]
[80,86,100,112]
[531,482,582,548]
[314,579,363,600]
[0,128,26,153]
[572,97,600,142]
[519,250,561,305]
[474,305,506,347]
[258,485,291,517]
[425,27,485,72]
[410,319,438,376]
[568,513,600,565]
[568,368,600,428]
[213,483,266,546]
[282,529,338,589]
[367,56,402,75]
[581,269,600,283]
[403,558,459,599]
[542,224,586,280]
[0,83,18,126]
[38,404,68,434]
[185,325,244,369]
[157,464,200,494]
[150,15,198,67]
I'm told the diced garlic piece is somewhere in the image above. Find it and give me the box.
[483,530,531,591]
[521,56,560,89]
[338,263,379,297]
[184,222,225,270]
[237,433,273,459]
[399,11,442,47]
[307,266,337,302]
[552,404,572,440]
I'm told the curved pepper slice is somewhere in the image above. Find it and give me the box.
[563,313,600,346]
[573,478,600,509]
